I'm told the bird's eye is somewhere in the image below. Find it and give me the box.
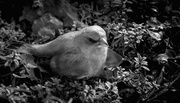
[88,38,98,43]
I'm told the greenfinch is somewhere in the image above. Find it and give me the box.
[19,25,122,79]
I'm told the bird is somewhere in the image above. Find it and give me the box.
[18,25,122,79]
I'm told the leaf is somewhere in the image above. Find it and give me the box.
[26,67,40,81]
[19,54,43,81]
[141,66,150,71]
[141,61,148,66]
[10,59,20,71]
[151,8,158,12]
[112,0,122,5]
[156,53,169,63]
[6,41,25,49]
[147,30,162,41]
[20,54,37,67]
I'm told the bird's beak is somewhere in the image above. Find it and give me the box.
[99,38,109,47]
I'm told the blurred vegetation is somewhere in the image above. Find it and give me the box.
[0,0,180,103]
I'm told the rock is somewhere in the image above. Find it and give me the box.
[20,0,79,27]
[32,13,63,39]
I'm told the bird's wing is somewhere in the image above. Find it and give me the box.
[19,31,80,57]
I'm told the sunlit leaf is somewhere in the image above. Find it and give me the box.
[141,66,150,71]
[147,30,162,41]
[156,53,169,63]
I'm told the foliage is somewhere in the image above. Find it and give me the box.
[0,0,180,103]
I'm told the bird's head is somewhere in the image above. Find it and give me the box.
[76,25,109,48]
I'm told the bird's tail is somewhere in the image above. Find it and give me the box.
[17,43,56,57]
[17,44,35,55]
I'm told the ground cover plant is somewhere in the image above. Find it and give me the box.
[0,0,180,103]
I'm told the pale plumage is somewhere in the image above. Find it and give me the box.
[19,25,122,79]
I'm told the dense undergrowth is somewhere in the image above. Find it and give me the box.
[0,0,180,103]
